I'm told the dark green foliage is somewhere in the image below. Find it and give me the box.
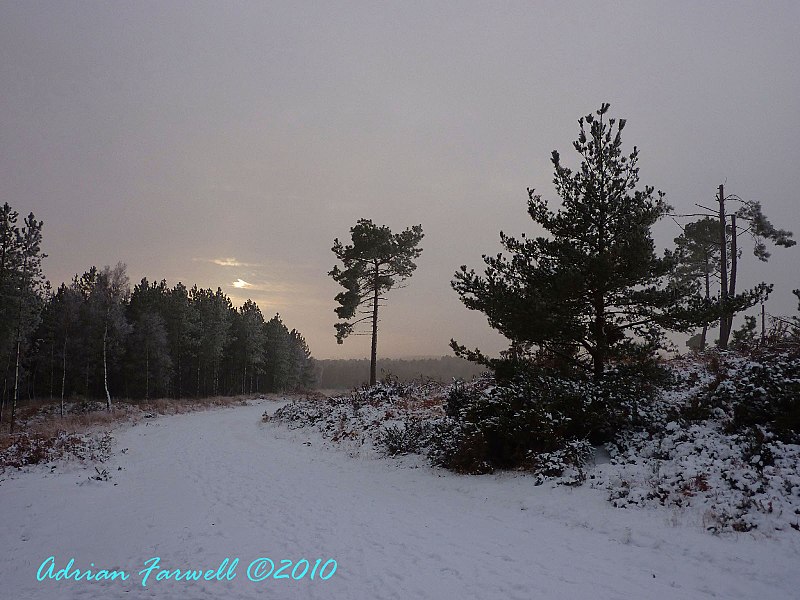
[731,315,758,350]
[452,104,706,381]
[431,374,594,474]
[0,206,47,428]
[230,300,267,394]
[672,218,721,350]
[673,194,793,351]
[190,286,232,397]
[262,314,315,393]
[735,200,795,261]
[428,359,667,474]
[126,278,172,399]
[380,418,436,457]
[693,350,800,443]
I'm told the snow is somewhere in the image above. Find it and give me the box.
[1,399,799,600]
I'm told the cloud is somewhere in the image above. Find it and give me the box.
[193,257,262,268]
[228,279,298,294]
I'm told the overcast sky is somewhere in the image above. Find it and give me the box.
[2,1,798,359]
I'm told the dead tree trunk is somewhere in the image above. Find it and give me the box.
[370,262,379,387]
[718,184,730,349]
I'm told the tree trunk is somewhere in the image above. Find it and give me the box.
[49,344,54,399]
[0,353,9,424]
[10,336,21,433]
[593,290,606,382]
[145,344,150,400]
[61,337,67,418]
[701,264,710,350]
[726,213,738,342]
[370,262,379,387]
[10,253,29,433]
[718,184,730,349]
[103,321,111,410]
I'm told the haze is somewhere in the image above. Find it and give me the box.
[2,1,798,359]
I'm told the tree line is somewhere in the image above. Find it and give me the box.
[0,204,315,431]
[314,356,486,390]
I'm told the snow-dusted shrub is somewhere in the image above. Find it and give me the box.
[379,418,438,456]
[598,362,672,434]
[271,379,449,454]
[428,374,603,474]
[600,421,800,533]
[0,430,114,470]
[425,360,669,476]
[688,349,800,442]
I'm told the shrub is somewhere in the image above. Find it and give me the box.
[379,418,437,457]
[427,372,599,474]
[698,349,800,442]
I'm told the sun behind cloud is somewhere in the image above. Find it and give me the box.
[232,279,252,289]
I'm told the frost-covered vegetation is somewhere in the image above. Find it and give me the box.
[0,395,251,472]
[271,349,800,535]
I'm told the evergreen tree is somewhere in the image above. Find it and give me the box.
[673,218,721,350]
[40,283,82,415]
[674,194,794,349]
[126,278,172,399]
[8,213,46,431]
[190,286,231,396]
[0,204,20,366]
[164,282,196,398]
[233,299,266,394]
[718,194,794,347]
[452,103,704,381]
[329,219,424,386]
[264,313,291,392]
[289,329,316,390]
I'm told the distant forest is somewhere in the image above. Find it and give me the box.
[314,356,486,390]
[1,202,315,428]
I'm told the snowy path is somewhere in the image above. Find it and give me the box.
[1,400,798,600]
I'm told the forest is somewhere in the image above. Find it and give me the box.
[0,204,315,430]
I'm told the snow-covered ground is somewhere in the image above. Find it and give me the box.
[1,399,798,600]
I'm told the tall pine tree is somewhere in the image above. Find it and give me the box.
[452,103,704,381]
[329,219,423,386]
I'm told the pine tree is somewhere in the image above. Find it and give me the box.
[329,219,424,386]
[289,329,316,390]
[126,278,172,399]
[164,282,196,398]
[234,299,266,394]
[42,283,82,415]
[9,213,46,431]
[452,103,703,381]
[189,286,231,396]
[264,314,291,392]
[674,192,794,349]
[673,218,721,350]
